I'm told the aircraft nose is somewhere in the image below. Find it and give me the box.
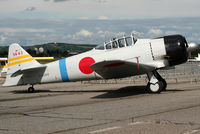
[164,35,188,66]
[187,42,199,52]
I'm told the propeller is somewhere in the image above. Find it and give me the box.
[187,42,199,52]
[187,42,199,58]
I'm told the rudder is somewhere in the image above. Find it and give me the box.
[3,43,41,86]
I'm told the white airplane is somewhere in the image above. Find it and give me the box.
[188,56,200,63]
[194,54,200,61]
[188,54,200,62]
[2,34,198,93]
[0,57,54,77]
[0,58,8,77]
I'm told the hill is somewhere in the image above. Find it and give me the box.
[0,43,97,58]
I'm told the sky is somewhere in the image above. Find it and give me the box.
[0,0,200,45]
[1,0,200,19]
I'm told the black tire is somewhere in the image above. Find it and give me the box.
[154,71,167,91]
[147,81,162,94]
[28,87,34,93]
[161,79,167,91]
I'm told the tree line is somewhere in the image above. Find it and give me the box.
[0,43,96,58]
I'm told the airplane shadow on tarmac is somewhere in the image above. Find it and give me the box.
[10,88,117,94]
[10,89,110,94]
[92,86,147,99]
[92,86,184,99]
[11,85,184,99]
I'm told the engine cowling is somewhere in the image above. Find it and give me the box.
[164,35,188,66]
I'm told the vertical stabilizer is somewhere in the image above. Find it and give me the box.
[3,43,41,86]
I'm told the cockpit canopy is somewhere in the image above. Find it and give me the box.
[95,34,137,50]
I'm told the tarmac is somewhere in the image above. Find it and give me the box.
[1,76,200,134]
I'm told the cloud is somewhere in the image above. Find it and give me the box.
[97,0,107,3]
[165,31,178,35]
[43,0,72,2]
[75,29,93,37]
[25,7,36,12]
[1,0,200,20]
[0,28,54,33]
[0,35,6,44]
[147,28,163,36]
[97,30,110,38]
[78,17,89,20]
[97,30,125,39]
[54,0,69,2]
[187,33,200,42]
[71,29,125,43]
[0,18,200,46]
[131,30,144,38]
[97,16,109,20]
[131,29,164,39]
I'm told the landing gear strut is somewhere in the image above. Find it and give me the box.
[147,70,167,93]
[28,85,35,93]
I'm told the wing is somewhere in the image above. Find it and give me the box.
[33,57,54,60]
[188,59,200,62]
[90,60,156,79]
[0,58,7,61]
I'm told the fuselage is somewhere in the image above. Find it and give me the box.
[22,38,167,85]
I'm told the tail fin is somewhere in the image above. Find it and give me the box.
[3,43,42,86]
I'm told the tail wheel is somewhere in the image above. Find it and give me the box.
[28,87,35,93]
[147,81,163,94]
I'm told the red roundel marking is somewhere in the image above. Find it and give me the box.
[79,57,95,74]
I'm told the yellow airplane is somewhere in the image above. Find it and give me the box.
[0,57,54,77]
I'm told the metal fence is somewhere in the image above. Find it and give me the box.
[159,62,200,75]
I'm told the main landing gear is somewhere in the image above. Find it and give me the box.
[147,70,167,93]
[28,85,35,93]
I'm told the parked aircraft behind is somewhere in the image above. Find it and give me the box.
[188,54,200,62]
[194,54,200,61]
[0,57,54,77]
[3,34,198,93]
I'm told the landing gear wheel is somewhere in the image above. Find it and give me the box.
[28,87,35,93]
[147,81,163,94]
[153,71,167,91]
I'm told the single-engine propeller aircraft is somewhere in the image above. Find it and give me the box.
[3,34,198,93]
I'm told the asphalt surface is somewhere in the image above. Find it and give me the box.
[0,78,200,134]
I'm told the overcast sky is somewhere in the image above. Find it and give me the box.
[1,0,200,19]
[0,0,200,46]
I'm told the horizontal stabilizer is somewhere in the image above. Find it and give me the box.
[11,65,46,77]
